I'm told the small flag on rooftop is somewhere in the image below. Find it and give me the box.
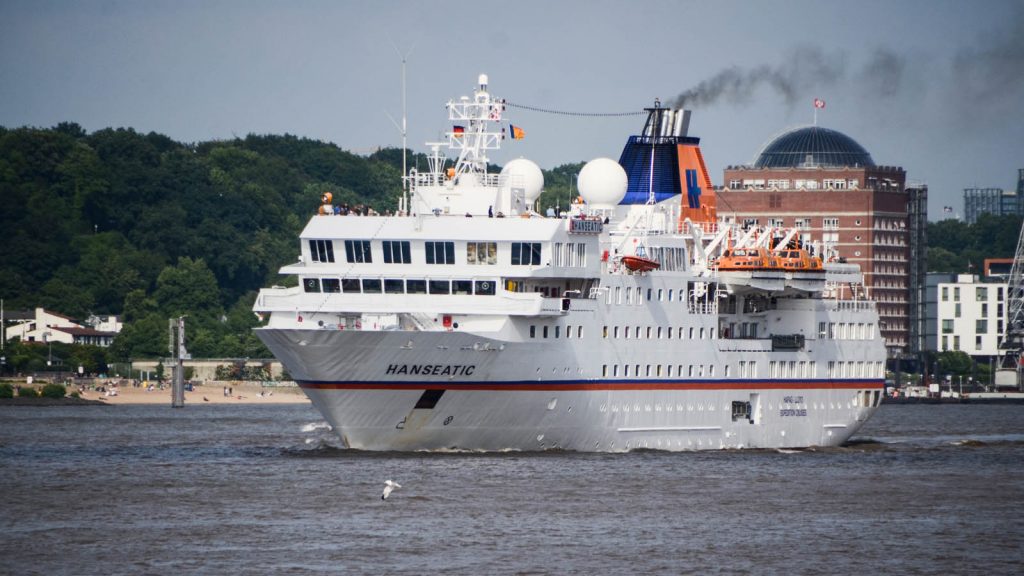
[509,124,525,140]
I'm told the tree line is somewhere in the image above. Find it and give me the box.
[0,122,1019,372]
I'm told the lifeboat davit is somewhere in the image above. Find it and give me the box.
[621,255,661,272]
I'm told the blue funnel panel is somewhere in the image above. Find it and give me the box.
[618,136,684,205]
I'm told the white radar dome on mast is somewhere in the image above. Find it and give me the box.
[578,158,627,209]
[501,158,544,202]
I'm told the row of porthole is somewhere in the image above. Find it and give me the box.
[594,398,871,414]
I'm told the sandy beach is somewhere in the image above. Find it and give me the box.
[73,382,311,405]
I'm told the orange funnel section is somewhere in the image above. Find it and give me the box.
[677,143,717,226]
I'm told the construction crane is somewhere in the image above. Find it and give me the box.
[996,219,1024,390]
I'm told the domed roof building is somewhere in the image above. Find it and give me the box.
[753,126,875,169]
[717,123,928,358]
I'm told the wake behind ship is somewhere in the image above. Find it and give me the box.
[253,75,886,451]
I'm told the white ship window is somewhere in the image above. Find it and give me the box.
[657,327,663,339]
[613,365,619,377]
[577,327,583,338]
[344,240,372,263]
[425,241,455,265]
[624,365,630,377]
[724,365,731,378]
[602,365,608,377]
[635,365,641,378]
[309,239,335,263]
[667,327,673,339]
[647,288,653,301]
[709,365,715,377]
[360,278,381,293]
[565,325,570,339]
[603,326,608,339]
[646,327,652,339]
[656,365,663,377]
[625,288,632,305]
[382,241,411,264]
[384,279,404,294]
[302,278,320,293]
[668,289,674,301]
[689,328,695,339]
[658,289,664,301]
[615,287,622,305]
[613,326,620,339]
[646,365,652,377]
[474,280,496,295]
[321,278,341,293]
[453,280,473,294]
[467,242,497,265]
[688,365,694,377]
[543,326,549,338]
[406,279,427,294]
[530,326,536,339]
[511,242,542,266]
[428,280,450,294]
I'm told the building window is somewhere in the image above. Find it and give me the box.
[823,217,839,230]
[382,240,411,264]
[976,286,987,301]
[426,241,455,265]
[344,240,372,263]
[941,286,948,302]
[511,242,542,266]
[942,319,953,334]
[467,242,497,265]
[309,239,335,263]
[977,319,988,334]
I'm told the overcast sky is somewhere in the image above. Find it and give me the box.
[2,0,1022,218]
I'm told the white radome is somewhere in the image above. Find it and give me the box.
[501,158,545,202]
[578,158,627,208]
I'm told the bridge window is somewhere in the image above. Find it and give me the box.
[360,278,381,293]
[474,280,496,295]
[511,242,542,265]
[321,278,340,293]
[344,240,372,263]
[467,242,497,265]
[309,239,335,263]
[429,280,451,294]
[302,278,320,293]
[384,279,404,294]
[406,279,427,294]
[426,241,455,264]
[382,240,411,264]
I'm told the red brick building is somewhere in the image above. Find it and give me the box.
[717,125,927,357]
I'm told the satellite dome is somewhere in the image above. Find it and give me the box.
[501,158,544,201]
[754,126,875,169]
[578,158,628,208]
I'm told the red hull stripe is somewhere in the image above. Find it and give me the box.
[298,380,884,392]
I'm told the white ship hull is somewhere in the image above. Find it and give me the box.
[257,327,883,451]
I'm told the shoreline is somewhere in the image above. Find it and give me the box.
[2,381,310,405]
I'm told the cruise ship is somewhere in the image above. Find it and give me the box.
[253,75,886,451]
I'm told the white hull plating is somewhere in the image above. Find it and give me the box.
[301,387,878,452]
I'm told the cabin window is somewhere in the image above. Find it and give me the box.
[530,326,536,338]
[467,242,497,265]
[361,278,381,293]
[406,279,427,294]
[511,242,542,266]
[426,241,455,265]
[474,280,496,295]
[543,326,549,338]
[309,239,335,263]
[384,279,404,294]
[344,240,372,263]
[429,280,451,294]
[453,280,473,295]
[302,278,320,293]
[321,278,341,293]
[382,240,411,264]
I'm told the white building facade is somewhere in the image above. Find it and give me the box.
[936,275,1007,356]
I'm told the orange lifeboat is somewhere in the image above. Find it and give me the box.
[774,248,824,272]
[715,247,777,271]
[621,255,661,272]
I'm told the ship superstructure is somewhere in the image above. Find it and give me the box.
[253,75,886,451]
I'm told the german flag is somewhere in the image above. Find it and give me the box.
[509,124,525,140]
[453,125,465,137]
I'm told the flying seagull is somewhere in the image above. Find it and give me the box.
[382,479,401,500]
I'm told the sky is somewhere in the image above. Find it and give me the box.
[2,0,1022,219]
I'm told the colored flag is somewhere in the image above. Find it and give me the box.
[943,206,953,213]
[453,125,465,137]
[813,98,825,109]
[509,124,525,140]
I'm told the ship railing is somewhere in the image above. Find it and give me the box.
[254,286,303,309]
